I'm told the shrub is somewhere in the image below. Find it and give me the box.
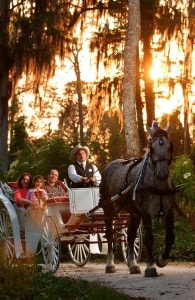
[171,155,195,227]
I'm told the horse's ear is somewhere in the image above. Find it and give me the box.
[166,124,172,135]
[146,125,153,143]
[146,125,153,137]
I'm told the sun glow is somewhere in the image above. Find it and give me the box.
[12,1,195,140]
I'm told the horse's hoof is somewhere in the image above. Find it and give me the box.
[145,268,158,277]
[130,266,141,274]
[105,266,116,273]
[156,254,169,268]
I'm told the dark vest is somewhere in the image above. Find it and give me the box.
[70,162,94,188]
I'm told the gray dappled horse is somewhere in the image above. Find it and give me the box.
[100,125,176,277]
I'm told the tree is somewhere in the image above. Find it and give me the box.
[183,0,195,155]
[122,0,141,158]
[2,0,193,175]
[0,1,121,173]
[0,1,67,172]
[0,1,11,173]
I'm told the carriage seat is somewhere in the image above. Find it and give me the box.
[45,180,69,205]
[8,180,69,205]
[68,187,101,214]
[8,180,71,228]
[8,181,18,190]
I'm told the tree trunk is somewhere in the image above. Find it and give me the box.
[0,1,10,173]
[0,75,10,173]
[136,51,147,151]
[73,48,84,140]
[143,35,155,126]
[183,2,194,155]
[123,0,141,158]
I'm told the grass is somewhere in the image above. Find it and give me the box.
[0,259,145,300]
[1,216,193,299]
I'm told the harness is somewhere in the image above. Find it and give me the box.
[100,130,175,218]
[132,152,149,200]
[133,131,174,217]
[109,157,143,201]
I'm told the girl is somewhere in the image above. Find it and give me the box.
[26,175,48,210]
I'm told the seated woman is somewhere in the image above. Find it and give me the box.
[26,175,48,210]
[14,172,33,209]
[14,172,35,231]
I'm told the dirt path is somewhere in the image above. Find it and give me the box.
[55,262,195,300]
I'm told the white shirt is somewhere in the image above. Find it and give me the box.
[68,161,101,186]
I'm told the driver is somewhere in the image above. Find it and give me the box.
[68,144,101,188]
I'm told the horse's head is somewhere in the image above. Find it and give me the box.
[147,125,173,180]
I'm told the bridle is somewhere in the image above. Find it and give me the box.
[149,132,173,166]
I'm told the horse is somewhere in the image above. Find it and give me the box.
[99,125,176,277]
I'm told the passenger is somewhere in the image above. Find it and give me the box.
[14,172,36,232]
[65,145,101,231]
[26,175,48,210]
[44,169,67,197]
[14,172,33,209]
[68,144,101,188]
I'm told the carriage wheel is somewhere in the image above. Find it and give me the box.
[35,241,42,256]
[121,225,142,264]
[67,235,91,267]
[0,206,15,266]
[41,216,61,272]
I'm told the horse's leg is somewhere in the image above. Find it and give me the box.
[105,217,116,273]
[142,215,158,277]
[127,213,141,274]
[156,209,175,267]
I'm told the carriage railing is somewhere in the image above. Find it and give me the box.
[0,181,129,227]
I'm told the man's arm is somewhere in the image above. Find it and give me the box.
[92,165,101,186]
[68,164,88,183]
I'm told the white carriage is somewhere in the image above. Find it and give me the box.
[0,181,142,273]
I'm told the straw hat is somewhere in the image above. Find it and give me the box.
[69,144,90,161]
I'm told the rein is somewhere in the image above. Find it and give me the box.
[132,152,149,200]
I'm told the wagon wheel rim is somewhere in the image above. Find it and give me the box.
[121,225,142,264]
[41,216,61,272]
[0,206,15,266]
[35,241,42,256]
[67,235,91,267]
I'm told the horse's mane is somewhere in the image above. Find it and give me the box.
[151,128,168,139]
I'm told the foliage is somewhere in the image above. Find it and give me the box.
[0,261,138,300]
[147,216,195,262]
[160,109,184,157]
[6,111,128,181]
[7,136,72,181]
[97,112,126,166]
[171,154,195,223]
[173,217,195,261]
[9,117,30,165]
[34,137,72,180]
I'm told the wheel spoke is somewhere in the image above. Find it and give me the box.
[0,208,15,265]
[41,217,61,272]
[68,235,91,267]
[121,225,142,264]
